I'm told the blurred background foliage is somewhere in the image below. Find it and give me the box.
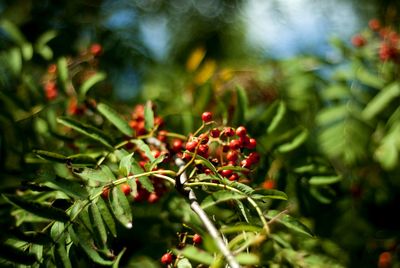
[1,0,400,267]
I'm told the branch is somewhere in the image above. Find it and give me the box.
[175,158,241,268]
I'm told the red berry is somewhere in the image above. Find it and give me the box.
[241,159,252,168]
[235,126,247,137]
[220,169,233,178]
[182,152,191,161]
[193,233,202,244]
[185,140,198,152]
[239,136,250,147]
[262,179,275,189]
[201,111,213,122]
[248,152,260,164]
[226,150,238,162]
[223,127,235,137]
[210,128,220,138]
[368,18,380,31]
[199,133,209,144]
[147,192,160,203]
[228,173,239,181]
[198,144,209,157]
[204,168,212,175]
[134,187,150,202]
[171,139,183,152]
[351,34,366,47]
[101,187,110,199]
[378,251,392,268]
[158,130,168,142]
[47,64,57,74]
[90,43,102,56]
[246,138,257,149]
[154,116,164,127]
[229,139,242,150]
[161,252,174,265]
[121,184,131,195]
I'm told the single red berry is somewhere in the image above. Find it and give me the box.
[90,43,102,56]
[147,192,160,203]
[134,187,150,202]
[351,34,366,47]
[223,127,235,137]
[121,184,131,195]
[201,111,213,123]
[101,187,110,199]
[239,135,250,147]
[185,140,198,152]
[378,251,392,268]
[154,116,164,127]
[171,139,183,152]
[210,128,220,138]
[228,173,239,181]
[161,252,174,265]
[47,64,57,74]
[248,152,260,164]
[182,152,192,161]
[229,139,242,150]
[246,138,257,149]
[198,144,209,157]
[235,126,247,137]
[226,150,238,162]
[199,133,209,144]
[262,179,275,189]
[368,18,380,31]
[204,168,212,175]
[220,169,233,178]
[241,159,252,168]
[193,233,202,244]
[158,130,168,142]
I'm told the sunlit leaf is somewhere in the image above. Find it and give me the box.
[119,153,133,177]
[89,202,108,248]
[251,189,288,201]
[201,190,245,209]
[77,165,115,183]
[356,66,385,89]
[236,253,260,265]
[132,139,155,162]
[174,245,214,265]
[267,101,286,134]
[277,128,308,153]
[97,103,133,136]
[110,187,133,229]
[144,101,154,131]
[79,72,106,98]
[177,257,192,268]
[3,194,70,222]
[309,176,341,185]
[362,82,400,120]
[97,197,117,237]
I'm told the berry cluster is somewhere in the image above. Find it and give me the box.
[351,18,400,62]
[160,233,202,266]
[129,104,164,136]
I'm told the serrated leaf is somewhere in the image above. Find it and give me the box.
[149,154,165,172]
[77,165,115,183]
[138,176,154,193]
[251,189,288,201]
[266,210,314,237]
[119,153,133,177]
[236,253,260,265]
[44,176,88,199]
[57,117,113,149]
[201,190,246,209]
[267,101,286,134]
[89,202,108,248]
[97,197,117,237]
[362,82,400,120]
[229,181,254,196]
[110,187,133,228]
[33,150,67,163]
[69,224,114,265]
[144,101,154,131]
[0,243,37,265]
[175,245,214,265]
[97,103,133,136]
[233,85,249,125]
[235,200,251,223]
[132,139,155,162]
[3,194,70,222]
[309,176,341,185]
[79,72,106,98]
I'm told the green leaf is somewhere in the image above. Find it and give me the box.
[110,187,133,229]
[236,253,260,265]
[77,165,115,183]
[265,210,314,237]
[33,150,67,163]
[57,117,113,149]
[137,176,154,193]
[229,181,254,196]
[0,243,37,265]
[251,189,288,201]
[362,82,400,120]
[89,202,108,248]
[132,139,155,162]
[3,194,70,222]
[233,85,249,125]
[356,66,385,89]
[69,224,114,265]
[119,153,133,177]
[201,190,246,209]
[57,57,69,90]
[220,224,262,234]
[0,20,26,45]
[8,47,22,74]
[66,154,97,166]
[174,245,214,265]
[316,105,348,125]
[112,248,127,268]
[79,72,106,98]
[35,30,57,60]
[97,103,133,136]
[177,257,193,268]
[309,176,341,185]
[97,197,117,237]
[44,176,88,199]
[277,128,309,153]
[54,242,72,268]
[144,101,154,131]
[9,229,52,245]
[148,154,165,172]
[267,101,286,134]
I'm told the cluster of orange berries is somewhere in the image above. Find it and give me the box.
[351,18,400,62]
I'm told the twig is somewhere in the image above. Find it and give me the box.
[175,158,240,268]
